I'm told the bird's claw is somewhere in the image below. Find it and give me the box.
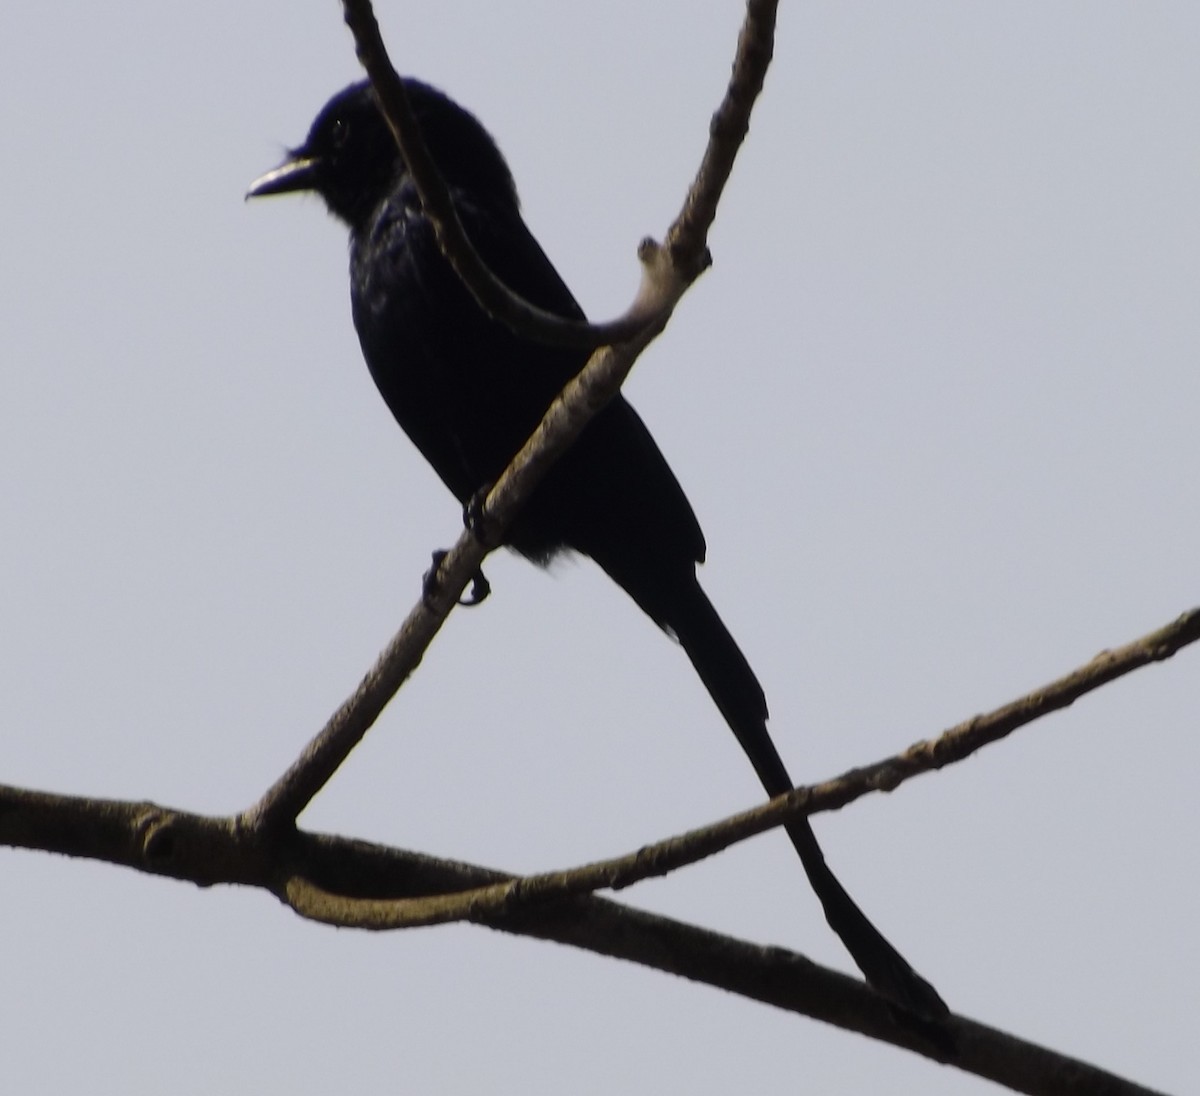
[421,550,448,607]
[461,567,491,606]
[422,550,491,608]
[463,484,502,549]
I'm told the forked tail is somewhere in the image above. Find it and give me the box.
[663,573,948,1020]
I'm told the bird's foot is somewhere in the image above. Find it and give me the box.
[461,566,491,606]
[463,484,502,549]
[422,550,491,608]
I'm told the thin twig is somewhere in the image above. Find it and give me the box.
[665,0,778,270]
[341,0,679,348]
[276,607,1200,928]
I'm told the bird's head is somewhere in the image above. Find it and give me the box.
[247,79,519,231]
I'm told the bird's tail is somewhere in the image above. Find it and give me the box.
[662,574,948,1020]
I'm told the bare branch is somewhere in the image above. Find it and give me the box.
[665,0,778,269]
[340,0,779,346]
[0,783,1168,1095]
[11,605,1195,1086]
[243,319,668,831]
[840,605,1200,791]
[341,0,678,348]
[269,606,1200,928]
[241,532,484,830]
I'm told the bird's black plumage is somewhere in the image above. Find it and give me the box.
[249,79,945,1019]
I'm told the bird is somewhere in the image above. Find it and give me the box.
[248,78,946,1020]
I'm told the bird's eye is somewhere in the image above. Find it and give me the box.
[330,117,350,149]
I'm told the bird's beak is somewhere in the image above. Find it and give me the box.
[245,154,320,200]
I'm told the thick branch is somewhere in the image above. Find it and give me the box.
[0,784,1166,1095]
[4,608,1194,1091]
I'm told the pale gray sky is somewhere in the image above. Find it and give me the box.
[3,3,1197,1093]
